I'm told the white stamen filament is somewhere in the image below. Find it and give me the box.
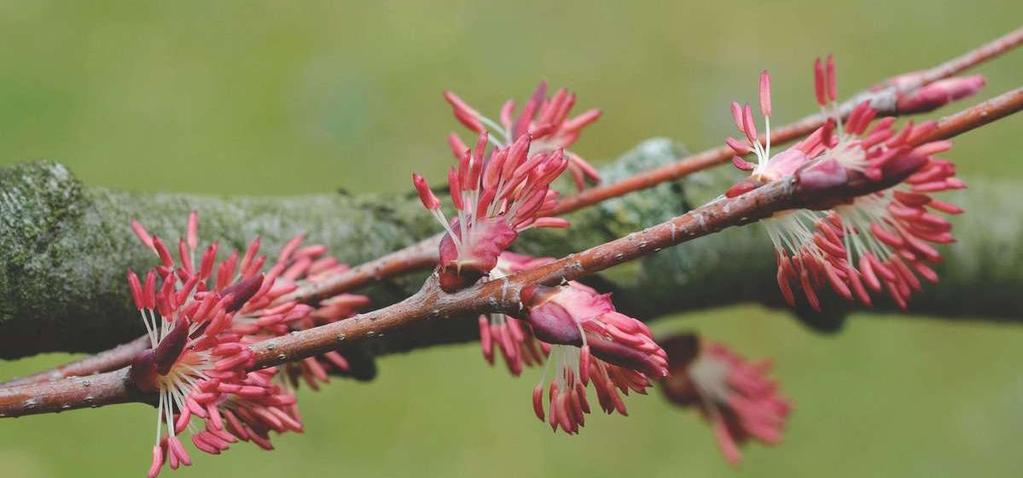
[763,210,828,260]
[475,114,509,146]
[834,193,897,265]
[750,113,773,179]
[688,356,732,424]
[140,303,216,449]
[826,138,869,173]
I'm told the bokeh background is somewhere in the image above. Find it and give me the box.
[1,1,1021,476]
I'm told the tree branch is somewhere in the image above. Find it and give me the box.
[0,336,150,387]
[1,88,1019,418]
[0,139,722,361]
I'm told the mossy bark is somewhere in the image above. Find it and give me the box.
[2,139,1021,360]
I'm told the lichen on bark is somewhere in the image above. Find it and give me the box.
[0,160,438,358]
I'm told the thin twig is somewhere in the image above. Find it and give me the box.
[286,235,439,304]
[1,336,150,387]
[551,26,1023,215]
[0,368,140,417]
[2,87,1018,419]
[919,88,1023,142]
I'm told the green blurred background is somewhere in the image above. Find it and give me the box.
[1,1,1021,476]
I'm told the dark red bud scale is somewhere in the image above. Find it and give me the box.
[154,319,189,375]
[222,274,264,312]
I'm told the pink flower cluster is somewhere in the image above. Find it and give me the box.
[97,57,990,471]
[413,132,569,292]
[724,57,980,310]
[474,252,670,434]
[420,84,669,433]
[444,82,602,191]
[523,281,669,434]
[415,82,610,292]
[659,334,791,465]
[127,213,367,477]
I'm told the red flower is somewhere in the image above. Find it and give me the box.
[723,57,972,310]
[127,257,277,477]
[413,132,569,292]
[791,58,966,309]
[444,82,602,191]
[128,213,368,476]
[212,370,303,451]
[521,281,668,434]
[659,335,791,465]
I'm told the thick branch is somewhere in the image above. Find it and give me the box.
[1,140,716,360]
[0,164,442,358]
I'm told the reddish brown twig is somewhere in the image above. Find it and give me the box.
[283,26,1023,307]
[0,368,140,418]
[551,26,1023,215]
[1,336,150,387]
[7,27,1021,388]
[286,234,439,303]
[918,88,1023,141]
[3,87,1018,419]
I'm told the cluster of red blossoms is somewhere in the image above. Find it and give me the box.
[724,57,982,311]
[127,213,367,477]
[474,253,669,434]
[523,280,668,434]
[416,83,604,292]
[417,82,605,292]
[444,82,603,191]
[415,87,671,434]
[412,131,569,292]
[659,335,791,465]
